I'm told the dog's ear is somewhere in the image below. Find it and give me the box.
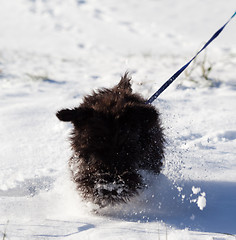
[123,104,157,128]
[56,107,94,124]
[117,72,132,93]
[56,109,77,122]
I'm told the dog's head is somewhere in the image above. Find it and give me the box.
[56,74,163,206]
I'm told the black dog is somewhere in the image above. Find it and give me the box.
[56,73,165,207]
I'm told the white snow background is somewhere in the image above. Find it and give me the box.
[0,0,236,239]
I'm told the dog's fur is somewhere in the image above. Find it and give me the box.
[56,73,165,207]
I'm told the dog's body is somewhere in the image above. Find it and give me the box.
[56,74,165,207]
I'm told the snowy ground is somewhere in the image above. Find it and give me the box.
[0,0,236,239]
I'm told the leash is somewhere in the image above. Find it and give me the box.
[146,11,236,104]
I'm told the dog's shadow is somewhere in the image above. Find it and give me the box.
[98,173,236,234]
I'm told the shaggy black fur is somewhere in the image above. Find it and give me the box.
[56,73,165,207]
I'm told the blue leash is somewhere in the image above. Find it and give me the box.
[146,11,236,104]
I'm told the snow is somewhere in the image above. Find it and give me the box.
[190,188,207,211]
[0,0,236,239]
[197,193,207,211]
[190,187,207,211]
[192,186,201,195]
